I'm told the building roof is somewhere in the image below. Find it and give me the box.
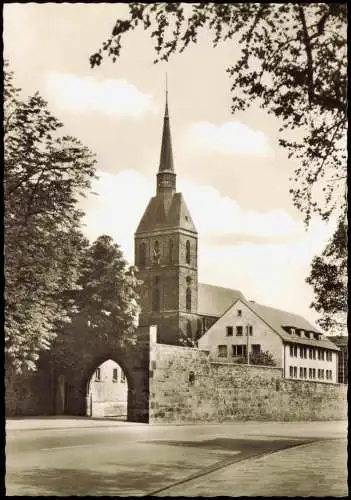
[327,336,348,347]
[135,192,197,234]
[198,283,245,317]
[158,86,174,173]
[198,284,339,351]
[247,301,339,350]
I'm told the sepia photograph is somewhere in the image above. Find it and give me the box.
[4,2,347,497]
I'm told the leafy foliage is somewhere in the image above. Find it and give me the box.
[235,350,276,366]
[306,218,348,333]
[52,235,142,368]
[90,2,347,226]
[4,62,97,372]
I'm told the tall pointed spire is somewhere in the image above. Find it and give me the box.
[158,73,174,173]
[156,75,176,195]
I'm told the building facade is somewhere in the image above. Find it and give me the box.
[198,298,339,383]
[327,336,348,384]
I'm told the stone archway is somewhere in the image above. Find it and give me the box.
[5,326,152,422]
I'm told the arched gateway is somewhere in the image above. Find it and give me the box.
[5,326,154,423]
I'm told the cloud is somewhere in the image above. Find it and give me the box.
[183,121,274,157]
[80,169,333,324]
[45,72,156,118]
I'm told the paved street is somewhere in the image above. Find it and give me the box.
[6,418,348,496]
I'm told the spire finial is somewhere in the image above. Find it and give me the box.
[165,72,169,117]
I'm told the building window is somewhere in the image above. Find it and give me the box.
[293,366,297,378]
[139,242,146,266]
[309,368,312,378]
[186,240,191,264]
[326,351,333,362]
[112,368,118,383]
[236,326,243,336]
[289,345,298,357]
[169,239,174,263]
[237,309,242,317]
[248,325,253,336]
[152,287,160,312]
[218,345,228,358]
[303,367,307,379]
[305,332,310,339]
[309,348,312,359]
[296,330,301,337]
[121,371,126,383]
[153,240,161,265]
[299,367,303,378]
[313,332,320,340]
[95,368,101,382]
[312,368,316,379]
[232,345,247,357]
[226,326,233,336]
[321,369,324,380]
[186,287,191,312]
[290,366,293,377]
[252,344,261,354]
[186,275,192,285]
[291,328,296,335]
[186,320,192,338]
[312,348,316,360]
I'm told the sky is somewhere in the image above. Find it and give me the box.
[3,3,336,326]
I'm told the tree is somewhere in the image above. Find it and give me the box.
[235,350,276,366]
[52,235,142,368]
[89,3,347,328]
[306,218,347,333]
[4,62,97,372]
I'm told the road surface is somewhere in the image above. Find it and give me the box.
[5,418,348,496]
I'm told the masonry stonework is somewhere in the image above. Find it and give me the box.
[148,342,347,423]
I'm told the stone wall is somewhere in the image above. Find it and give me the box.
[149,342,347,423]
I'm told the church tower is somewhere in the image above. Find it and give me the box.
[134,86,199,345]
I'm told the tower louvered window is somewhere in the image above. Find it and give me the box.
[186,240,191,264]
[139,242,146,266]
[186,287,191,312]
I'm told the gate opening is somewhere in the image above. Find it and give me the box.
[86,359,128,420]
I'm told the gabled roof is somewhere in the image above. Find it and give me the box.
[246,301,339,350]
[198,283,244,317]
[198,285,339,351]
[135,192,197,234]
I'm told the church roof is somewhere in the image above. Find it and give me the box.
[135,192,197,234]
[158,85,174,173]
[198,283,244,317]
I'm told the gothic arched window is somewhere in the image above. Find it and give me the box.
[152,287,160,312]
[139,242,146,266]
[186,287,191,312]
[186,320,192,338]
[186,240,191,264]
[169,239,174,264]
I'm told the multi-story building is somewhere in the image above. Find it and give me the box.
[198,297,339,383]
[327,336,348,384]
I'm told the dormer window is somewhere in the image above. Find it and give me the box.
[291,328,296,335]
[305,331,310,339]
[237,310,242,317]
[296,330,301,337]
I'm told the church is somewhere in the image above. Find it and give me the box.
[134,89,339,382]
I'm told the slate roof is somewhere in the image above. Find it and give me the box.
[246,301,339,350]
[136,192,197,234]
[198,283,245,317]
[198,284,339,351]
